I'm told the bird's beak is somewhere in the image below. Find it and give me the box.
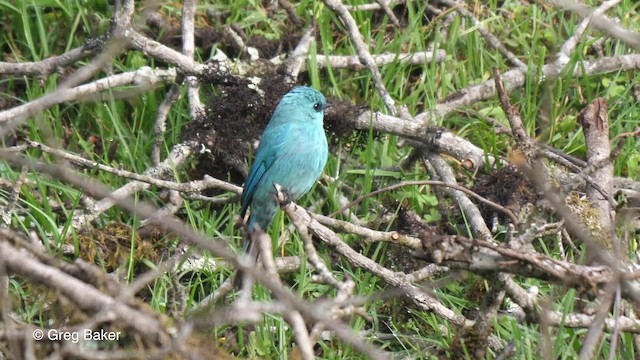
[325,103,332,110]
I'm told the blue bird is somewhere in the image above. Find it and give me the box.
[240,86,329,261]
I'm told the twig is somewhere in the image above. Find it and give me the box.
[439,0,527,70]
[316,50,447,69]
[0,238,170,344]
[492,68,532,151]
[550,311,640,333]
[250,208,314,360]
[557,0,622,60]
[0,67,177,128]
[315,213,422,249]
[70,141,198,228]
[328,179,519,225]
[191,256,303,313]
[350,112,502,170]
[323,0,398,115]
[224,25,248,57]
[519,160,636,301]
[608,284,623,360]
[413,233,627,290]
[424,153,493,240]
[279,192,373,338]
[191,301,288,327]
[278,0,303,27]
[450,279,505,359]
[0,165,27,226]
[344,0,405,11]
[21,140,241,194]
[415,54,640,122]
[152,85,182,164]
[503,276,539,322]
[373,0,400,27]
[115,29,208,76]
[0,43,102,76]
[550,0,640,49]
[578,279,618,359]
[281,200,473,328]
[278,185,342,288]
[611,127,640,145]
[181,0,204,119]
[285,26,316,82]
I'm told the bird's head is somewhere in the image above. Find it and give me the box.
[270,86,327,126]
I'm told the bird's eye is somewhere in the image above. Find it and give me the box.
[313,102,322,112]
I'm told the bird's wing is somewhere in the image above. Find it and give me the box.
[240,123,289,217]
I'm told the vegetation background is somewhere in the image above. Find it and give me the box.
[0,0,639,359]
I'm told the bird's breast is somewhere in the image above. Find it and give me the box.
[290,123,327,151]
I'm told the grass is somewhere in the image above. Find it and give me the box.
[1,0,639,359]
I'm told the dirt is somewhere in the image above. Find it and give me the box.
[471,164,537,225]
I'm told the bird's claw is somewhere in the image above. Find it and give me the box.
[273,183,292,205]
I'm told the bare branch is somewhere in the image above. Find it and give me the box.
[182,0,204,118]
[0,67,176,129]
[0,43,102,76]
[323,0,399,115]
[551,0,640,49]
[440,0,527,70]
[578,98,615,251]
[0,237,170,344]
[316,50,447,69]
[281,200,473,328]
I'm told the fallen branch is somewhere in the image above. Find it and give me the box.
[413,234,617,290]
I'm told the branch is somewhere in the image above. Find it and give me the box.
[416,54,640,122]
[16,140,241,195]
[440,0,527,70]
[328,179,518,225]
[0,42,102,76]
[281,200,473,328]
[323,0,398,115]
[0,238,169,344]
[71,141,198,228]
[344,0,406,11]
[316,50,447,69]
[413,234,624,291]
[551,0,640,49]
[0,67,177,127]
[182,0,204,118]
[578,98,615,250]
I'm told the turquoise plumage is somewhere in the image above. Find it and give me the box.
[240,86,328,259]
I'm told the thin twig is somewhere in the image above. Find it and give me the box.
[323,0,398,115]
[0,43,102,76]
[152,85,182,165]
[182,0,204,119]
[439,0,527,70]
[328,179,519,225]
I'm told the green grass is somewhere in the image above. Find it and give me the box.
[1,0,639,359]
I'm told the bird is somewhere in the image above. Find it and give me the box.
[240,86,329,263]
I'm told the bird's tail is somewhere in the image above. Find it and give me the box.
[242,216,263,264]
[231,231,261,288]
[241,237,261,264]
